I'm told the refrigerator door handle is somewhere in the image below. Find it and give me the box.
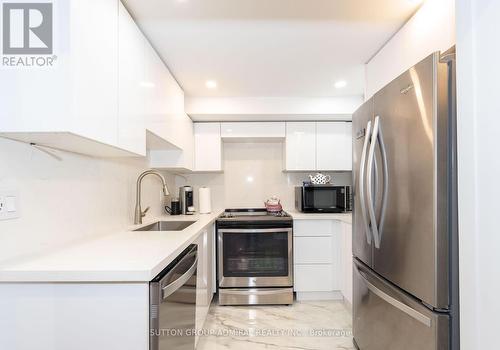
[365,279,432,327]
[356,262,433,327]
[377,117,389,241]
[367,116,388,249]
[359,120,373,245]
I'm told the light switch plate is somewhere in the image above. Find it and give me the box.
[0,190,19,220]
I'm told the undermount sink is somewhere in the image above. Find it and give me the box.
[134,221,196,232]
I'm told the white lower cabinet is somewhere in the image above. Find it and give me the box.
[294,236,333,264]
[195,224,215,346]
[0,283,149,350]
[293,218,352,302]
[294,264,338,292]
[340,221,353,306]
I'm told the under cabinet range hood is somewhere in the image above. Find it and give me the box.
[351,48,459,350]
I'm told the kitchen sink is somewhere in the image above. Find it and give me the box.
[134,221,196,232]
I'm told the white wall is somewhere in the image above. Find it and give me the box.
[174,141,352,210]
[0,138,175,264]
[456,0,500,349]
[365,0,456,99]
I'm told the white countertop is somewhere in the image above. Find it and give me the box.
[286,209,352,224]
[0,208,351,283]
[0,210,223,283]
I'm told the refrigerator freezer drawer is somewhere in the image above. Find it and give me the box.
[353,259,449,350]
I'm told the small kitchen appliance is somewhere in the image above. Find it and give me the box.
[179,186,195,215]
[295,184,352,213]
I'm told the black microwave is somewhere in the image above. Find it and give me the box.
[295,185,352,213]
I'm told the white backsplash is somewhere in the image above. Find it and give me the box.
[174,142,352,211]
[0,138,175,264]
[0,139,350,263]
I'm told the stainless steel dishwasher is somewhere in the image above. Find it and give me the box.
[150,244,197,350]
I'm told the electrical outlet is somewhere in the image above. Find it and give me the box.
[0,190,19,220]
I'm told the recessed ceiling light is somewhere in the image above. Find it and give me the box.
[205,80,217,89]
[334,80,347,89]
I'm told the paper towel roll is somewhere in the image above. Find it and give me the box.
[199,187,212,214]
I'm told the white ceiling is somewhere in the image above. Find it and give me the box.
[123,0,421,98]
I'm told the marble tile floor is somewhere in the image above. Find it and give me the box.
[196,300,355,350]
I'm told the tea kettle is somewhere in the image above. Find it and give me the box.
[308,173,332,185]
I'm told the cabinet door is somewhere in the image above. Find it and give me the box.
[118,2,146,155]
[285,122,316,171]
[0,0,119,148]
[341,222,353,305]
[294,265,338,292]
[221,122,285,138]
[72,0,119,147]
[316,122,352,171]
[195,228,214,346]
[194,123,222,171]
[294,236,333,264]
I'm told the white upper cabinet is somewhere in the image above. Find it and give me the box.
[118,2,146,156]
[316,122,352,171]
[284,122,352,171]
[142,32,186,150]
[194,123,222,172]
[0,0,192,159]
[285,122,316,171]
[118,2,191,157]
[148,116,194,171]
[221,122,285,139]
[0,0,131,157]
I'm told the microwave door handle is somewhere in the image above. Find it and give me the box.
[367,117,381,248]
[359,120,372,245]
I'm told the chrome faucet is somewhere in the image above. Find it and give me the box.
[134,170,170,225]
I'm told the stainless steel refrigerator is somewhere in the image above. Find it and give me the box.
[352,48,459,350]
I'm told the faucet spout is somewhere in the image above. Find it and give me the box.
[134,170,169,225]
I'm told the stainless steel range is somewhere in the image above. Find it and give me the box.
[216,208,293,305]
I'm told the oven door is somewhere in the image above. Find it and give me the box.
[218,228,293,288]
[302,186,346,212]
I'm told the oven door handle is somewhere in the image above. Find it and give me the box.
[218,228,292,233]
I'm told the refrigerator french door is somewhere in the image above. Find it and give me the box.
[352,49,458,350]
